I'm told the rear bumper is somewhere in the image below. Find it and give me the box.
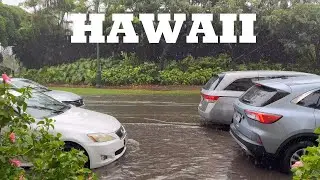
[230,123,274,158]
[198,106,232,125]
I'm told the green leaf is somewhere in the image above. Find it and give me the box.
[37,121,45,125]
[315,128,320,134]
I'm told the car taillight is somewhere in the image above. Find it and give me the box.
[201,93,219,102]
[244,110,282,124]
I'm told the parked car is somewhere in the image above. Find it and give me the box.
[1,78,84,107]
[230,76,320,173]
[198,70,317,125]
[11,89,127,169]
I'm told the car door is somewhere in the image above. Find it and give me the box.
[293,89,320,130]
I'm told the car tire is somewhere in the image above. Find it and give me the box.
[280,140,314,173]
[199,118,210,126]
[64,142,90,168]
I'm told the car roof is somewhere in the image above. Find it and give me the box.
[0,77,27,81]
[256,75,320,93]
[258,75,320,86]
[220,70,314,76]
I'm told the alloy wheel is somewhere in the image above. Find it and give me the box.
[289,148,306,167]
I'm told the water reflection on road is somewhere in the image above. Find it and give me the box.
[94,124,289,180]
[84,95,291,180]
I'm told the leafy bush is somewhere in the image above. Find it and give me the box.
[0,78,96,179]
[102,62,159,85]
[19,54,318,86]
[292,128,320,179]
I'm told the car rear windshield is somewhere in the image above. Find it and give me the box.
[203,75,224,90]
[239,84,289,107]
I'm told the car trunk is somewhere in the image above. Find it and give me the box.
[233,83,291,141]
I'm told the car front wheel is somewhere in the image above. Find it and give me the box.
[64,142,90,168]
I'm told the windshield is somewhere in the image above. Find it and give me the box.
[25,92,70,119]
[11,79,49,91]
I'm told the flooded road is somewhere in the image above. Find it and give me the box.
[83,95,291,180]
[83,95,200,124]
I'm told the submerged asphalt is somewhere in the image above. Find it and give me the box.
[83,95,290,180]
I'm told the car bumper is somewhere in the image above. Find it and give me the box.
[198,106,231,125]
[86,134,128,169]
[230,123,272,158]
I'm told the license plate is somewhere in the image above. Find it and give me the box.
[233,112,242,123]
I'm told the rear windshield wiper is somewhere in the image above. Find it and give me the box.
[242,98,252,104]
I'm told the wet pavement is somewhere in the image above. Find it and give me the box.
[83,95,291,180]
[83,95,200,124]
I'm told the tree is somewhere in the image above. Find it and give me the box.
[265,4,320,66]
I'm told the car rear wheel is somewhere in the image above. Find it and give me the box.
[199,118,209,126]
[64,142,90,168]
[280,140,314,173]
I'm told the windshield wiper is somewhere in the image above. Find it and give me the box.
[35,87,49,92]
[27,106,64,114]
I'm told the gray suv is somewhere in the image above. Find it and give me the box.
[198,70,316,125]
[230,76,320,173]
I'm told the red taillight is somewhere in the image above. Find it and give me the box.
[201,93,219,102]
[244,110,282,124]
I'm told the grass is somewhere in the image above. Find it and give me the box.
[49,87,200,96]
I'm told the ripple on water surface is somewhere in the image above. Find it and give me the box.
[95,123,290,180]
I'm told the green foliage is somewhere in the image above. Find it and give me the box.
[292,128,320,180]
[20,54,312,86]
[0,83,96,179]
[159,55,230,85]
[0,3,27,47]
[265,4,320,63]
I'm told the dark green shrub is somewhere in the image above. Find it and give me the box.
[19,54,318,86]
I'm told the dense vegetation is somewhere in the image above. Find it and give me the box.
[292,128,320,179]
[0,1,320,70]
[0,79,96,179]
[21,54,315,86]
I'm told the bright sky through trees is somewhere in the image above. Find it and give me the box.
[2,0,23,6]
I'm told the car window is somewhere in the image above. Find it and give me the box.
[224,78,255,91]
[240,84,289,107]
[203,76,218,90]
[203,74,224,90]
[297,90,320,109]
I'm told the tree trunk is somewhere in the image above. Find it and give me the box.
[159,44,171,70]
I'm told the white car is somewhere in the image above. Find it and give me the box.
[18,90,127,169]
[2,78,84,107]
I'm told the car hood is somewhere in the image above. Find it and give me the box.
[51,107,121,133]
[43,90,81,102]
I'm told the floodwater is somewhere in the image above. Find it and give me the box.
[83,95,200,124]
[83,95,291,180]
